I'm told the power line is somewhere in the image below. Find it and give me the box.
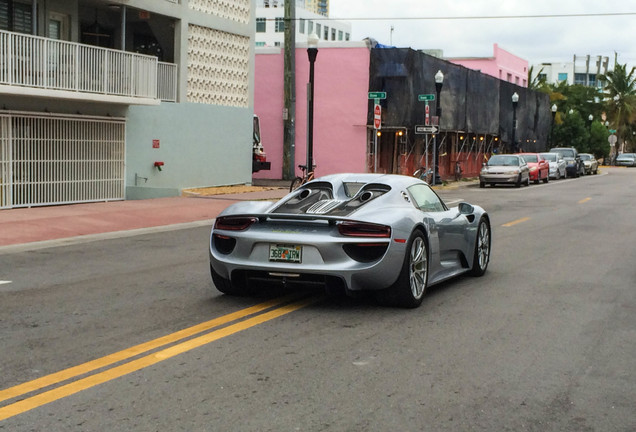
[270,11,636,22]
[321,12,636,21]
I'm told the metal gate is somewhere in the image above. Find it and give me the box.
[0,112,125,209]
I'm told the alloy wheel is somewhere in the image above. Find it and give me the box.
[476,222,490,270]
[409,237,428,299]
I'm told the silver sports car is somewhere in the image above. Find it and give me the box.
[209,173,491,308]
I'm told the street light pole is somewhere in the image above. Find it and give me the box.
[306,33,319,174]
[549,104,557,149]
[433,70,444,185]
[511,92,519,152]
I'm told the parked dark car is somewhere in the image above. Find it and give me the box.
[549,147,584,177]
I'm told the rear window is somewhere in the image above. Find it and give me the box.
[553,148,574,158]
[520,155,538,163]
[488,155,519,166]
[540,153,557,161]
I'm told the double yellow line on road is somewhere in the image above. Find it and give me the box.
[0,294,319,421]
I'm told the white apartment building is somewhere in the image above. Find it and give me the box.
[534,55,610,88]
[1,0,255,208]
[255,0,349,47]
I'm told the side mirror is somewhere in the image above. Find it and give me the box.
[458,202,474,215]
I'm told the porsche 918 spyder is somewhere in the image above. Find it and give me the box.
[209,173,491,308]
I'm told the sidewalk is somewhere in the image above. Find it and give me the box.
[0,177,477,251]
[0,187,289,250]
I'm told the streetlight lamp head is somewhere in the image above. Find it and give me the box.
[588,114,593,121]
[551,104,557,113]
[307,32,319,49]
[511,92,519,103]
[435,70,444,84]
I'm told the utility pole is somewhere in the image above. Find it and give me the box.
[282,0,296,180]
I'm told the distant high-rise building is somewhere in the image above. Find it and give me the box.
[255,0,350,47]
[304,0,329,16]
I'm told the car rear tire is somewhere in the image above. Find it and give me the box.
[543,171,549,183]
[379,229,428,308]
[210,264,247,296]
[479,181,485,188]
[470,217,491,276]
[515,175,521,188]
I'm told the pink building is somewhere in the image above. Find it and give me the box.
[253,44,371,180]
[447,43,528,87]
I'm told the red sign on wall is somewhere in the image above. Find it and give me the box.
[152,139,160,149]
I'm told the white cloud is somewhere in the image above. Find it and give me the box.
[328,0,636,67]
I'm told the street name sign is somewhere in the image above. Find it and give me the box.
[418,94,435,101]
[415,125,438,134]
[369,91,387,99]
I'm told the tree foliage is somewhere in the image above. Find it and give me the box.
[546,61,636,157]
[599,62,636,152]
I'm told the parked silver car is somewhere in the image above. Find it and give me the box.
[540,152,566,179]
[479,154,530,188]
[210,173,491,308]
[579,153,599,174]
[616,153,636,167]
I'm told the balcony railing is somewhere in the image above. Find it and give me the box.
[0,30,176,102]
[157,62,177,102]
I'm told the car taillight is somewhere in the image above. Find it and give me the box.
[337,221,391,238]
[214,216,257,231]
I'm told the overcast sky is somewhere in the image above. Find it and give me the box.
[328,0,636,69]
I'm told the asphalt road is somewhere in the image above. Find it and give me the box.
[1,168,635,431]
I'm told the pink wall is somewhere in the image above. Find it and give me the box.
[449,44,528,87]
[253,46,371,179]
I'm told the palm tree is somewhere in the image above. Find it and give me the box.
[599,61,636,154]
[528,65,547,91]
